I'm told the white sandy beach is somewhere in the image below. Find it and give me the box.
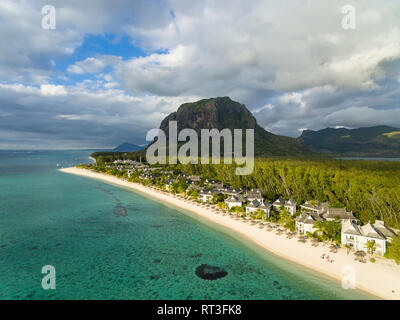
[60,167,400,300]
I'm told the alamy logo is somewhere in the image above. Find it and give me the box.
[341,5,356,30]
[341,265,356,290]
[146,121,254,175]
[41,5,56,30]
[41,265,56,290]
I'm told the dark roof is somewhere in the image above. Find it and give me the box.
[247,200,261,208]
[273,197,285,205]
[342,221,388,240]
[323,208,358,221]
[373,221,397,238]
[295,212,323,224]
[300,201,329,212]
[246,190,263,199]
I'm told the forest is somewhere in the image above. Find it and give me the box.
[169,158,400,229]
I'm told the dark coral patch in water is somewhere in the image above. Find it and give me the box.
[273,280,282,290]
[114,205,127,217]
[195,264,228,280]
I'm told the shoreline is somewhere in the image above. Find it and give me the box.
[60,167,400,300]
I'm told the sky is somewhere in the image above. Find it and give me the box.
[1,0,400,149]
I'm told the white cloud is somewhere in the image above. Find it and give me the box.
[0,81,201,148]
[115,0,400,99]
[40,84,68,96]
[325,107,400,128]
[67,56,122,74]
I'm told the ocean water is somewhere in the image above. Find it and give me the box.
[0,150,374,300]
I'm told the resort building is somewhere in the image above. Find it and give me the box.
[301,201,358,224]
[139,173,153,180]
[164,180,175,191]
[205,179,223,190]
[188,185,203,191]
[272,197,297,215]
[246,189,264,204]
[199,189,214,202]
[218,187,242,196]
[300,201,329,214]
[225,195,244,209]
[295,212,324,234]
[245,200,272,218]
[322,208,359,224]
[373,220,398,241]
[341,220,397,256]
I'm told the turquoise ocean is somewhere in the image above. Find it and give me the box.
[0,150,374,300]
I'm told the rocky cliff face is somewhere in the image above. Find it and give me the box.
[157,97,314,157]
[160,97,256,137]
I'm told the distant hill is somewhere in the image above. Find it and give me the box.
[113,143,143,152]
[299,126,400,157]
[158,97,314,157]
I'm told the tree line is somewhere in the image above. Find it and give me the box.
[168,158,400,229]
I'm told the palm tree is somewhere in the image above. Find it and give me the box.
[366,240,376,257]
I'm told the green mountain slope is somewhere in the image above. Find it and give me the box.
[300,126,400,157]
[113,143,142,152]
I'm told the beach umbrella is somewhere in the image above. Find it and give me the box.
[329,244,339,253]
[354,251,366,257]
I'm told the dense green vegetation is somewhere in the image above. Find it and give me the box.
[91,151,146,164]
[312,220,342,243]
[386,236,400,264]
[167,158,400,229]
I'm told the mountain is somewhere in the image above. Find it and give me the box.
[158,97,314,157]
[113,143,142,152]
[299,126,400,157]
